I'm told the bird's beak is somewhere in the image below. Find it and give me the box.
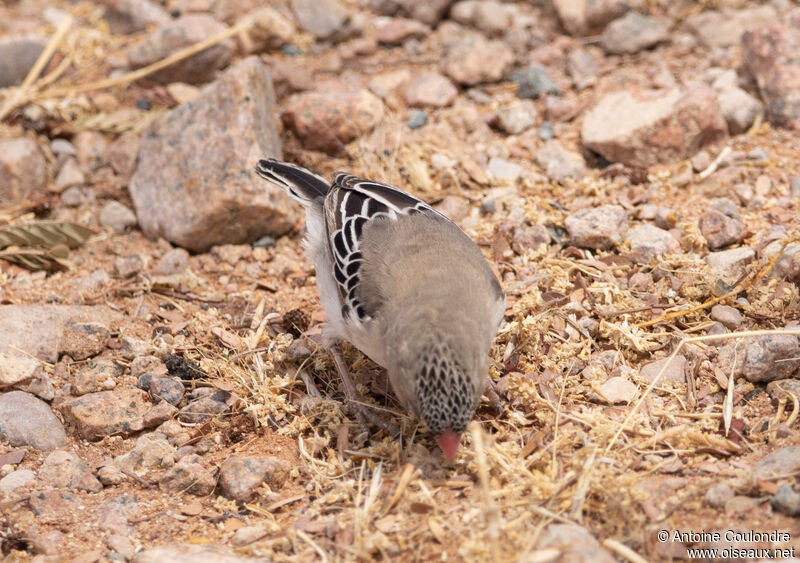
[436,429,461,463]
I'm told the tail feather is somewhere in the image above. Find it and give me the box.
[255,159,330,205]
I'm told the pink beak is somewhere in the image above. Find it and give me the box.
[436,429,461,463]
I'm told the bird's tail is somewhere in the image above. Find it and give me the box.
[255,159,330,205]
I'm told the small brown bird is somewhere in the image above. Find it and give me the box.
[255,159,505,462]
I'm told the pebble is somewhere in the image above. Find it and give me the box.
[600,11,669,55]
[397,0,454,26]
[218,456,290,501]
[152,248,190,276]
[115,434,176,474]
[180,393,231,423]
[709,305,742,329]
[717,334,800,383]
[598,377,639,404]
[771,483,800,517]
[442,34,514,86]
[450,0,515,36]
[626,224,679,263]
[699,209,743,250]
[100,201,138,234]
[582,83,727,168]
[512,225,551,254]
[492,100,537,135]
[59,321,111,361]
[511,64,562,99]
[0,391,68,450]
[566,48,598,90]
[106,132,140,180]
[538,122,554,140]
[158,454,217,496]
[59,388,153,440]
[242,7,295,53]
[132,545,253,562]
[534,139,586,182]
[376,17,430,45]
[38,450,103,493]
[717,87,764,134]
[0,352,43,387]
[487,157,523,182]
[565,205,628,250]
[725,495,760,515]
[61,186,85,207]
[149,376,186,405]
[232,524,272,547]
[0,36,47,88]
[283,85,384,154]
[290,0,350,40]
[639,355,687,384]
[705,247,755,285]
[403,71,457,107]
[790,174,800,196]
[127,15,234,85]
[705,482,735,508]
[97,464,125,486]
[112,255,144,279]
[103,0,170,34]
[0,469,35,495]
[537,523,615,563]
[0,138,48,206]
[73,359,123,396]
[53,158,85,192]
[407,110,428,129]
[106,535,136,560]
[688,6,776,48]
[552,0,629,36]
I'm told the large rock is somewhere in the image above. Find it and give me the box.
[282,85,384,155]
[0,305,120,363]
[0,36,47,88]
[742,9,800,130]
[127,15,234,85]
[0,391,68,451]
[581,83,727,168]
[129,57,298,252]
[0,138,47,206]
[687,6,776,48]
[553,0,629,36]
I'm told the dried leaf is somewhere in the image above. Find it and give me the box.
[0,221,94,250]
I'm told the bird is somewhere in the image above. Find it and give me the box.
[255,159,505,462]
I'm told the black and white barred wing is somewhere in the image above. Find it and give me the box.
[323,174,449,322]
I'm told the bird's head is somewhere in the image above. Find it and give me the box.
[388,331,487,463]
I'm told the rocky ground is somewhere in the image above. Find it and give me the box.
[1,0,800,561]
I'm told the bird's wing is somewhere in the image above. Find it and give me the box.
[323,173,450,322]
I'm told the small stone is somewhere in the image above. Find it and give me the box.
[403,71,457,108]
[538,123,554,140]
[407,110,428,129]
[0,391,68,450]
[537,523,615,563]
[565,205,628,250]
[106,535,136,560]
[131,545,252,562]
[377,17,430,44]
[112,255,144,279]
[59,321,110,361]
[60,388,152,440]
[0,36,47,88]
[487,157,523,182]
[709,305,742,329]
[136,372,155,391]
[688,6,777,48]
[771,483,800,517]
[706,247,755,285]
[598,377,638,404]
[725,495,760,515]
[691,150,711,172]
[511,64,562,99]
[753,446,800,480]
[534,139,586,182]
[103,0,170,34]
[38,450,103,493]
[790,174,800,196]
[600,11,668,55]
[0,138,47,206]
[492,100,537,135]
[114,434,176,474]
[240,7,295,53]
[74,131,109,171]
[639,355,687,384]
[53,158,85,192]
[566,48,597,90]
[450,0,515,36]
[0,352,42,387]
[705,482,735,508]
[512,225,550,254]
[106,132,140,180]
[73,359,123,396]
[552,0,629,36]
[152,248,190,276]
[127,15,233,85]
[0,469,36,495]
[97,464,125,486]
[699,210,743,250]
[441,34,514,86]
[61,187,85,207]
[149,377,185,406]
[28,528,66,555]
[717,335,800,383]
[290,0,350,40]
[218,456,290,501]
[283,86,384,154]
[100,201,138,234]
[717,87,764,134]
[232,524,272,547]
[158,454,216,496]
[180,393,231,423]
[626,224,679,263]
